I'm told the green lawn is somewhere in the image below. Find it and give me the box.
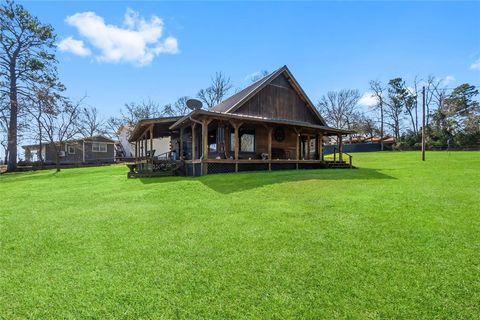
[1,152,479,319]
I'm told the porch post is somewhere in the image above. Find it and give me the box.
[192,123,197,160]
[232,122,242,172]
[224,125,230,158]
[267,127,273,171]
[318,132,324,161]
[149,125,153,156]
[144,134,148,158]
[135,140,138,160]
[338,134,343,162]
[179,127,184,159]
[202,119,210,175]
[306,135,310,160]
[294,128,300,170]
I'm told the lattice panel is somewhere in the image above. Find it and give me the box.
[238,163,269,172]
[207,163,236,174]
[271,163,296,171]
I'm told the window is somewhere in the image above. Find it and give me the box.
[92,142,107,152]
[230,129,256,153]
[240,133,255,152]
[67,145,75,154]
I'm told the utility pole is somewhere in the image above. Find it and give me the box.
[421,86,426,161]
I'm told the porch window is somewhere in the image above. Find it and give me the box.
[92,142,107,152]
[67,145,75,154]
[230,129,256,153]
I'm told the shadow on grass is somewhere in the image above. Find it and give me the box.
[138,167,394,194]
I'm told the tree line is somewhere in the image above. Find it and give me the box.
[317,78,479,150]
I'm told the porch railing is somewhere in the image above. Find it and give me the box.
[328,147,353,168]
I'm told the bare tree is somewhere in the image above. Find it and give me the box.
[106,99,163,139]
[426,76,447,127]
[26,79,65,164]
[80,106,106,137]
[0,0,57,171]
[351,112,379,139]
[317,89,361,130]
[197,72,233,108]
[162,96,189,116]
[38,96,82,172]
[250,70,269,83]
[112,99,163,129]
[369,80,386,150]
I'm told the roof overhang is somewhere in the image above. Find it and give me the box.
[128,116,183,142]
[169,110,354,135]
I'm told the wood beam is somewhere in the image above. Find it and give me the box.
[224,125,230,158]
[267,127,273,171]
[318,132,324,161]
[179,127,184,160]
[230,121,243,172]
[192,123,197,160]
[338,134,343,162]
[202,119,212,175]
[306,135,310,160]
[149,124,153,156]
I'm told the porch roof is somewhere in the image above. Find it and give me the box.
[128,116,183,142]
[169,110,354,136]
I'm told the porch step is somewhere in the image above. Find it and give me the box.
[323,161,353,169]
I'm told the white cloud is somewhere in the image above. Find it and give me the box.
[58,36,91,57]
[358,92,378,107]
[442,75,455,85]
[63,9,179,66]
[470,58,480,71]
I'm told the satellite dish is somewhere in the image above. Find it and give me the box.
[186,98,203,110]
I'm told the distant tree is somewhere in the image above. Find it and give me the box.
[116,99,163,127]
[316,89,360,130]
[197,72,232,108]
[250,70,269,83]
[38,96,82,172]
[429,83,479,146]
[369,80,386,150]
[0,0,57,171]
[386,78,409,140]
[162,96,189,116]
[351,113,379,139]
[80,106,107,137]
[26,77,65,164]
[107,99,163,139]
[404,77,419,135]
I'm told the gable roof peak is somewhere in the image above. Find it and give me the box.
[208,65,326,126]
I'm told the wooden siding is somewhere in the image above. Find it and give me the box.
[233,74,322,125]
[42,141,114,164]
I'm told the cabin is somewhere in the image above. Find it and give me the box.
[23,136,116,165]
[127,66,353,177]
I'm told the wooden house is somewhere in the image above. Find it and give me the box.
[127,66,353,177]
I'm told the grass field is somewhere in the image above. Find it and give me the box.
[1,152,479,319]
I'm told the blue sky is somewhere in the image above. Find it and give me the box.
[22,1,480,117]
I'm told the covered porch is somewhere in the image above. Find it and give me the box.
[127,111,353,177]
